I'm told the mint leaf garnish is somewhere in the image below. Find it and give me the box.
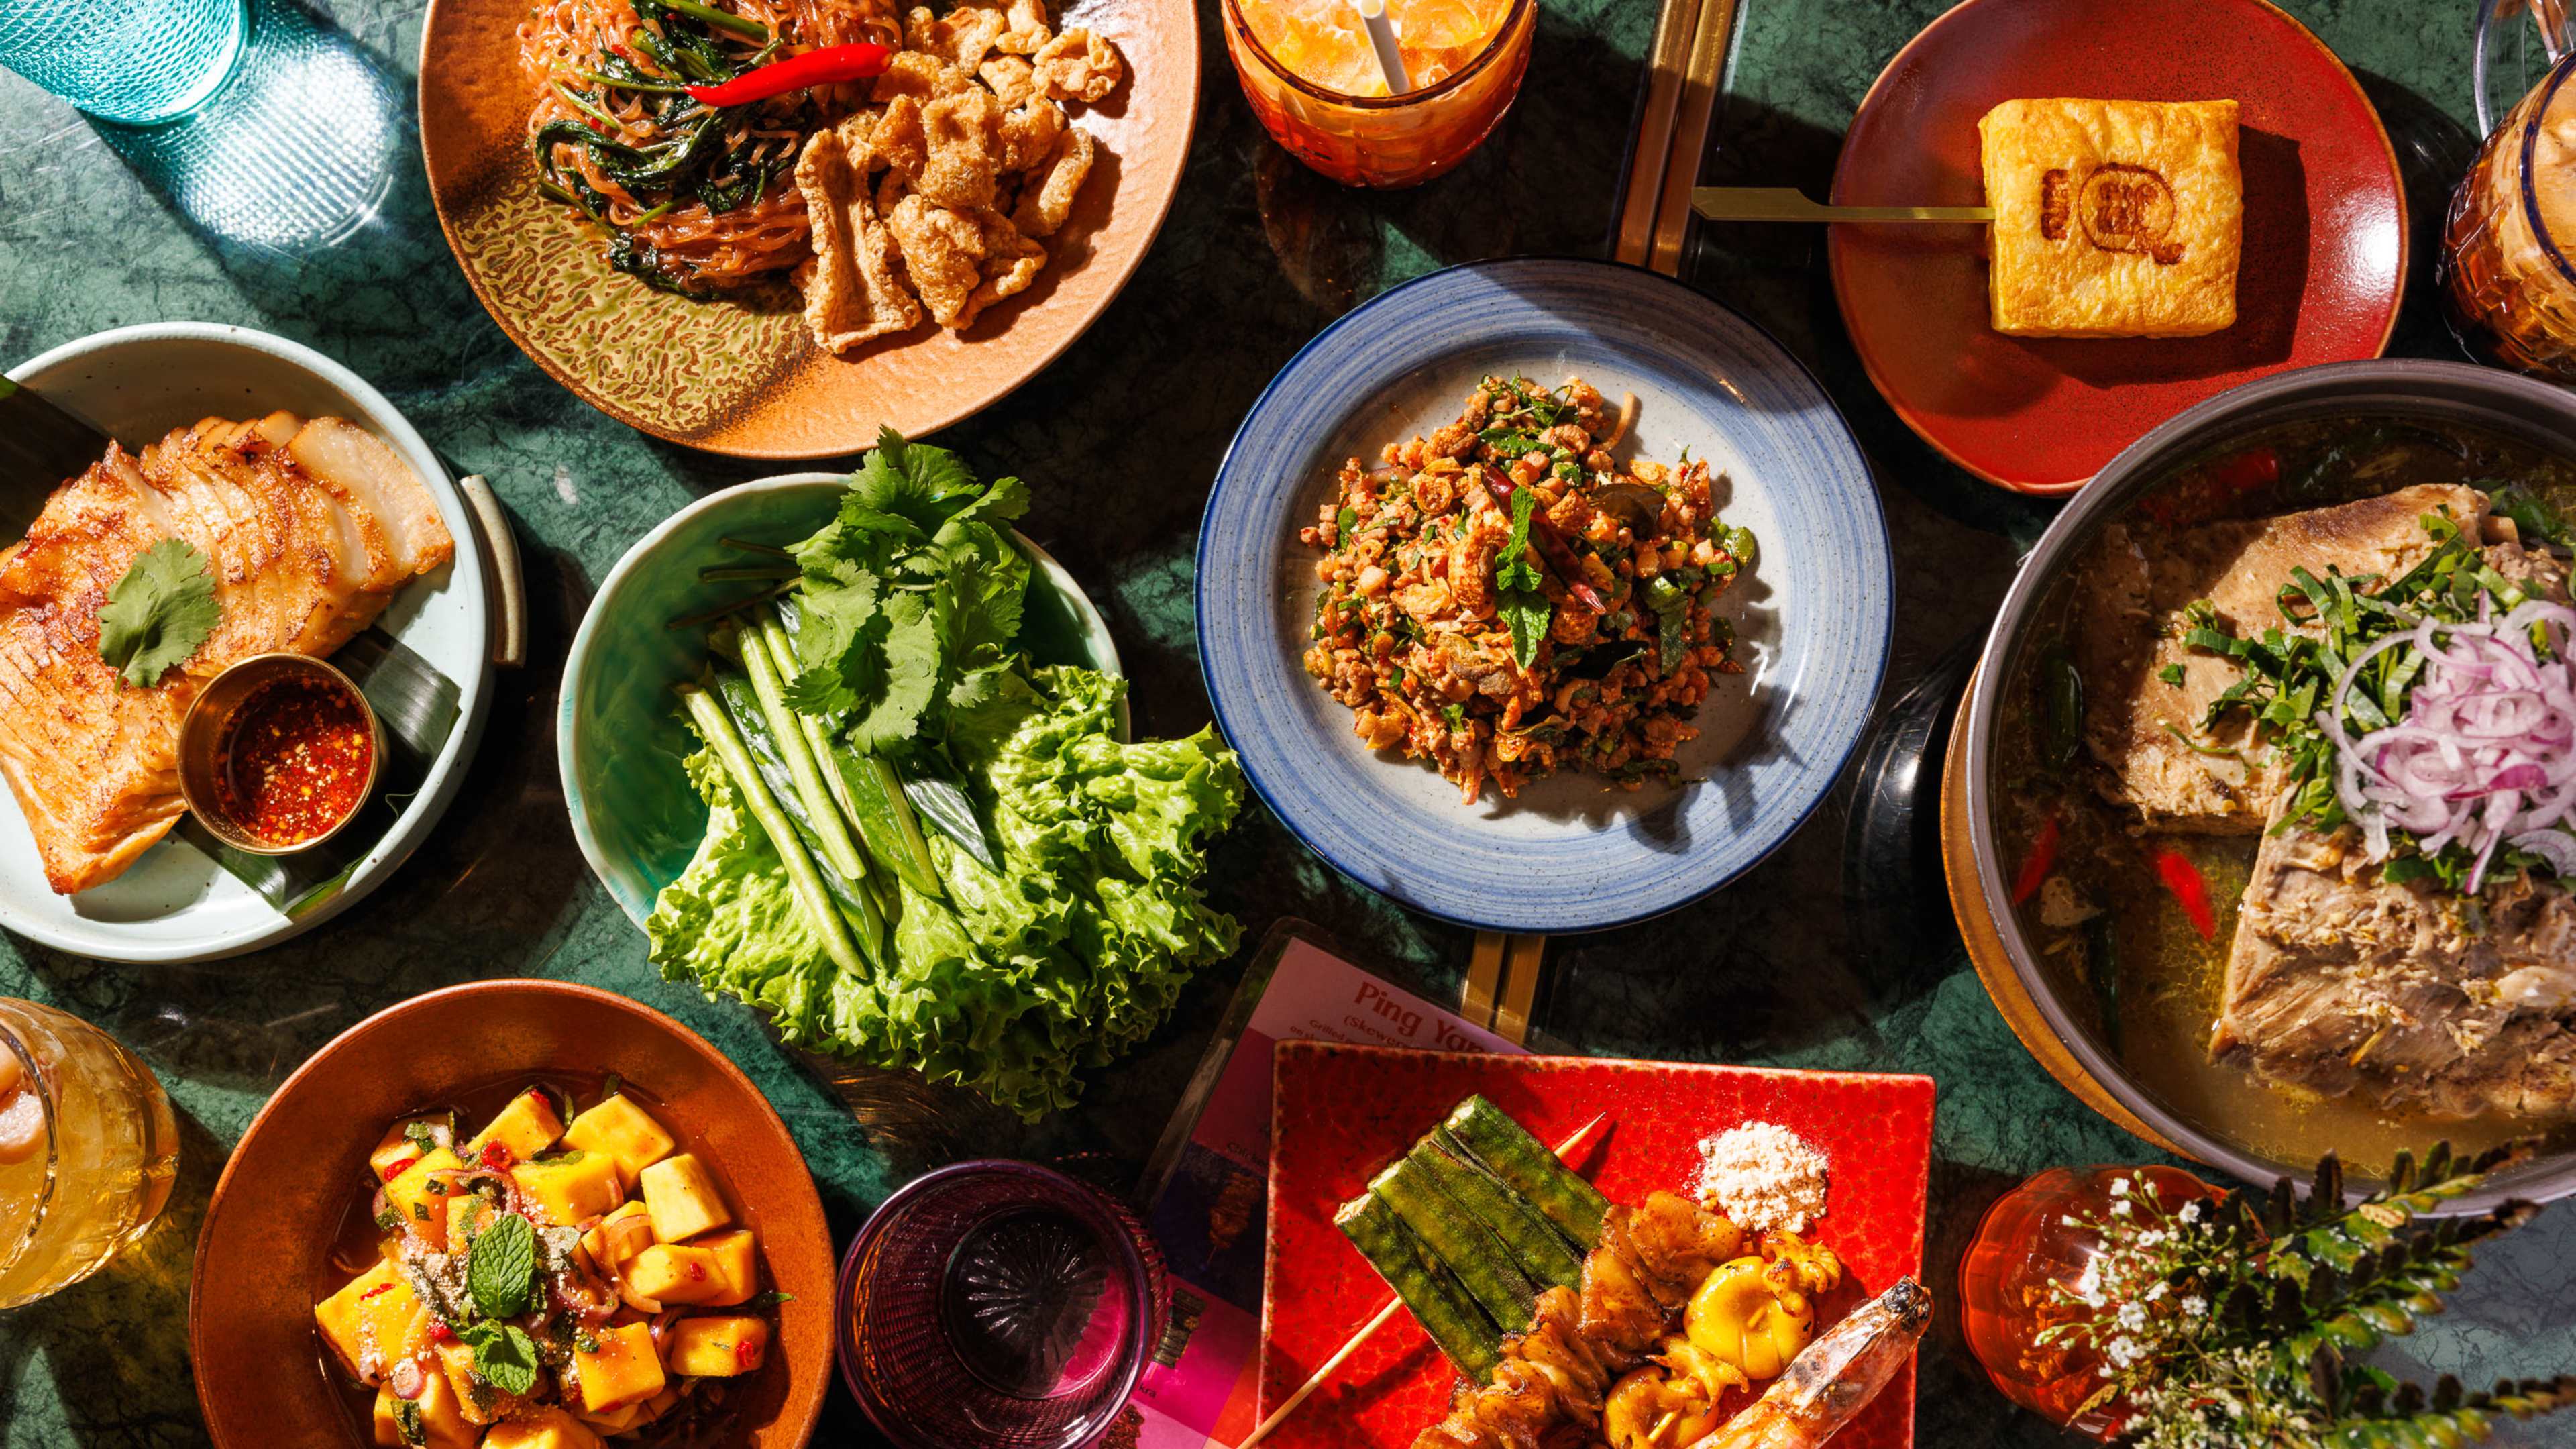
[1496,487,1552,669]
[466,1212,536,1320]
[460,1320,541,1396]
[97,538,219,688]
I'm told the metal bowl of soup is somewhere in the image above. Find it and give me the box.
[1964,359,2576,1209]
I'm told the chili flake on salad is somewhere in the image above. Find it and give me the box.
[1299,376,1757,804]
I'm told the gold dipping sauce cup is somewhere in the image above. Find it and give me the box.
[175,653,383,855]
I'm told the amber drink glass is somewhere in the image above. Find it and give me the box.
[1222,0,1536,189]
[2446,50,2576,381]
[0,999,180,1309]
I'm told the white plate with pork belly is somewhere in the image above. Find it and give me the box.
[0,323,491,963]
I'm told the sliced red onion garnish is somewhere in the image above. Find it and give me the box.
[2323,598,2576,892]
[389,1358,425,1401]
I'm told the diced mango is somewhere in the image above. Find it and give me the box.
[510,1151,624,1227]
[315,1260,423,1383]
[561,1095,676,1186]
[433,1340,529,1427]
[480,1407,604,1449]
[445,1191,508,1250]
[368,1116,447,1183]
[572,1321,666,1413]
[624,1243,725,1305]
[693,1228,758,1307]
[412,1364,480,1449]
[372,1388,405,1447]
[467,1088,565,1163]
[578,1201,653,1269]
[386,1147,466,1250]
[665,1316,768,1378]
[639,1154,732,1243]
[570,1399,644,1436]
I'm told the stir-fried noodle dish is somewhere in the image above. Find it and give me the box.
[520,0,888,294]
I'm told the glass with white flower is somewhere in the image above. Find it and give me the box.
[1956,1163,2222,1439]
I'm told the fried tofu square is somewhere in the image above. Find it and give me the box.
[1978,97,2242,338]
[795,121,924,352]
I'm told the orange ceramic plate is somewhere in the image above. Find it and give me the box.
[1829,0,2403,495]
[190,980,833,1448]
[1260,1042,1934,1449]
[418,0,1197,458]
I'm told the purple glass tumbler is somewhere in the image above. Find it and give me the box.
[838,1160,1168,1449]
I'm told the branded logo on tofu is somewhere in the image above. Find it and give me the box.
[2040,163,2185,264]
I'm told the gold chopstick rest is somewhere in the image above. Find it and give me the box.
[1690,186,1994,223]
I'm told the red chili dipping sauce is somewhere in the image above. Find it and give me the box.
[212,676,374,846]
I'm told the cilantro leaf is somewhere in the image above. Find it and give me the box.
[464,1212,536,1320]
[1495,488,1552,669]
[97,539,220,688]
[2490,482,2572,550]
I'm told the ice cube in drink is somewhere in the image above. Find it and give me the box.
[1238,0,1510,96]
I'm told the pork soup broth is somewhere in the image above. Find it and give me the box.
[1998,415,2576,1173]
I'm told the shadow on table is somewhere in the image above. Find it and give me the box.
[84,0,511,400]
[0,1099,222,1446]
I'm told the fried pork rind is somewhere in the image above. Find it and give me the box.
[905,3,1007,69]
[978,54,1039,107]
[918,89,1003,209]
[995,97,1067,173]
[954,209,1049,327]
[977,0,1054,55]
[1034,27,1123,103]
[885,193,988,326]
[871,50,963,103]
[1010,125,1094,238]
[795,122,925,352]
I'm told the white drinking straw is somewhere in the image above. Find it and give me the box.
[1351,0,1413,93]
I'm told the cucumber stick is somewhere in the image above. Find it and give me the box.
[712,669,887,965]
[1335,1195,1501,1382]
[1415,1133,1585,1291]
[740,615,868,881]
[1442,1096,1609,1250]
[1369,1156,1536,1330]
[679,684,867,975]
[830,748,945,898]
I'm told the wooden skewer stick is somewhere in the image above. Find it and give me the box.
[1235,1112,1611,1449]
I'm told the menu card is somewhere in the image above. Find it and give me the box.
[1126,922,1521,1448]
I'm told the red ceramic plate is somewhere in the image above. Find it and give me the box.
[1259,1044,1936,1449]
[1829,0,2404,494]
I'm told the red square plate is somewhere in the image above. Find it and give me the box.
[1260,1043,1937,1449]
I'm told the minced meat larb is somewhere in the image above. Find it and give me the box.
[1299,376,1758,804]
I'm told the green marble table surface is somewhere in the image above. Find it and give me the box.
[1,0,2572,1444]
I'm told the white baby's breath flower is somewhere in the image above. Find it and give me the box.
[2179,1200,2202,1222]
[2110,1176,2131,1197]
[2182,1295,2207,1318]
[2118,1303,2149,1332]
[2112,1199,2133,1217]
[2146,1281,2169,1302]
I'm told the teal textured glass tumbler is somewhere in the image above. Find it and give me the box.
[0,0,248,124]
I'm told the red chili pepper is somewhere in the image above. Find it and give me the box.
[381,1157,419,1183]
[734,1338,762,1370]
[683,43,892,107]
[2210,446,2280,496]
[360,1282,395,1301]
[2155,849,2218,941]
[480,1141,516,1172]
[2011,814,2061,905]
[427,1320,455,1344]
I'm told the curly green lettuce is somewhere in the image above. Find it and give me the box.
[647,665,1243,1120]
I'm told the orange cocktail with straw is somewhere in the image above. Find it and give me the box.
[1223,0,1536,189]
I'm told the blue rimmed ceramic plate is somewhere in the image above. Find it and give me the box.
[1197,258,1893,932]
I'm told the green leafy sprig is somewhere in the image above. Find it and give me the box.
[97,538,220,688]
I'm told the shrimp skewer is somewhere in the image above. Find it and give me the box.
[1686,1278,1933,1449]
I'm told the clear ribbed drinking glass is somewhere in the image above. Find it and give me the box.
[0,0,248,125]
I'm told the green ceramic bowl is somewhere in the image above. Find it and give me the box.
[561,472,1124,927]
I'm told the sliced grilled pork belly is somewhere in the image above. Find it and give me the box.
[2210,816,2576,1120]
[2074,484,2504,834]
[0,416,455,893]
[285,417,454,580]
